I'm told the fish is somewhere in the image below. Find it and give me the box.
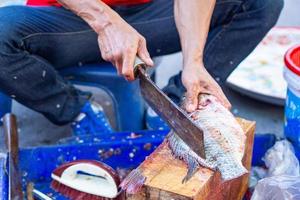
[120,94,247,194]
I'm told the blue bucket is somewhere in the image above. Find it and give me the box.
[283,45,300,146]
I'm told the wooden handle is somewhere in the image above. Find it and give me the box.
[3,114,23,200]
[134,57,144,67]
[133,58,148,79]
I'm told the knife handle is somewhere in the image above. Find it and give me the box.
[134,57,148,78]
[134,57,144,66]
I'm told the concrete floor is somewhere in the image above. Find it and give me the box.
[0,0,299,149]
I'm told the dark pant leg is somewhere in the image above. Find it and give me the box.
[159,0,284,101]
[204,0,284,82]
[0,2,176,125]
[0,6,101,125]
[119,0,283,72]
[0,3,178,126]
[114,0,179,57]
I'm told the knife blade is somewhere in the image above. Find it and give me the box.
[134,62,206,159]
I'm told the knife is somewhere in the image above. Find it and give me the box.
[134,59,206,159]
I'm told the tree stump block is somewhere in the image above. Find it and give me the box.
[126,118,255,200]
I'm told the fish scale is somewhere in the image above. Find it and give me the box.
[121,94,247,193]
[180,94,247,181]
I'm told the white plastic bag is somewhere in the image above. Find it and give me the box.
[251,175,300,200]
[263,140,299,177]
[251,140,300,200]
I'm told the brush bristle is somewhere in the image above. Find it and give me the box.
[119,168,146,194]
[51,180,119,200]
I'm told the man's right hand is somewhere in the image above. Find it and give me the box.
[58,0,153,81]
[96,14,153,81]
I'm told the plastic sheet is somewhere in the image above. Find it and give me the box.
[263,140,299,177]
[251,175,300,200]
[251,140,300,200]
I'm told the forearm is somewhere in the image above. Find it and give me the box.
[58,0,153,81]
[174,0,216,66]
[57,0,119,33]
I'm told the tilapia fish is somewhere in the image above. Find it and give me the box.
[121,94,247,194]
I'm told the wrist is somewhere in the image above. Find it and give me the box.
[88,11,114,34]
[183,55,204,70]
[183,49,204,67]
[65,0,116,34]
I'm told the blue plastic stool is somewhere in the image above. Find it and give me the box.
[60,62,144,131]
[0,91,12,125]
[0,63,145,131]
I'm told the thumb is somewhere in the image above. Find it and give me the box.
[137,37,154,67]
[221,95,232,110]
[184,87,199,113]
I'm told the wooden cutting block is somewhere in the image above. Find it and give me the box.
[126,118,255,200]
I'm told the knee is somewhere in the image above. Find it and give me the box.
[253,0,284,30]
[0,6,22,36]
[264,0,284,25]
[0,6,29,52]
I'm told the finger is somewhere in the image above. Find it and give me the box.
[211,83,231,109]
[218,91,232,110]
[115,59,123,75]
[107,28,123,67]
[137,37,154,67]
[122,46,136,81]
[185,86,200,113]
[209,84,232,110]
[98,36,107,60]
[225,99,232,110]
[98,36,113,62]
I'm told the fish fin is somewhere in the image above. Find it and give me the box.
[120,168,146,194]
[167,133,215,183]
[182,157,199,183]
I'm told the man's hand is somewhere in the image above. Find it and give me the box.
[97,15,153,81]
[174,0,230,112]
[182,61,231,112]
[57,0,153,81]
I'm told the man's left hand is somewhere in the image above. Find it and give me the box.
[181,61,231,112]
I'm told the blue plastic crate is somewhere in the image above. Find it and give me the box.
[0,130,168,200]
[251,134,276,166]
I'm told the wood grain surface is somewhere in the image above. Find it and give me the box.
[127,118,255,200]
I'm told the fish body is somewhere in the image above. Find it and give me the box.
[169,94,247,181]
[121,94,247,193]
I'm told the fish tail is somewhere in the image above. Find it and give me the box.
[120,168,146,194]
